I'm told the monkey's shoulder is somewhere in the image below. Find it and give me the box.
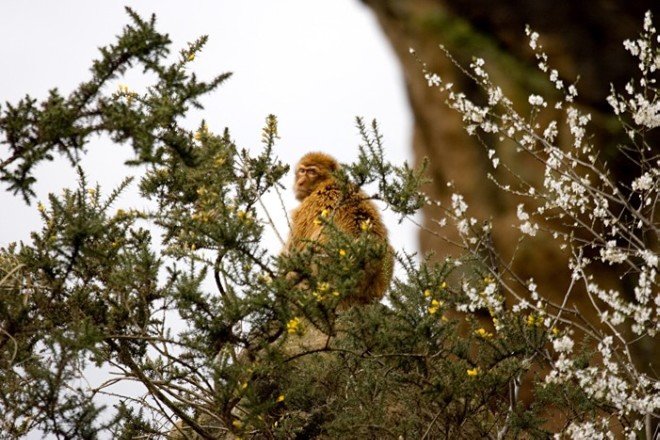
[312,181,344,201]
[294,183,341,211]
[291,182,383,228]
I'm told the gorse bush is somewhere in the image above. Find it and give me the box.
[0,8,657,440]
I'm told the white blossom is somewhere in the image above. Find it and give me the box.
[459,280,503,315]
[599,240,628,265]
[625,81,634,95]
[528,94,546,107]
[606,93,627,115]
[457,219,469,236]
[552,335,574,353]
[425,72,441,87]
[567,84,578,101]
[631,171,655,191]
[543,121,558,142]
[644,10,654,33]
[632,96,660,128]
[639,250,658,268]
[564,420,614,440]
[470,57,488,79]
[526,27,540,50]
[623,39,640,57]
[487,86,503,105]
[451,193,468,217]
[512,299,530,313]
[517,204,538,236]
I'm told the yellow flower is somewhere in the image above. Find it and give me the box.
[241,382,248,390]
[526,314,544,327]
[551,326,560,336]
[320,209,330,218]
[332,291,340,297]
[339,249,347,257]
[474,328,493,339]
[187,53,195,61]
[193,123,208,141]
[428,300,441,315]
[318,282,329,292]
[313,218,322,226]
[423,289,432,298]
[440,281,447,289]
[232,420,242,428]
[360,219,372,232]
[276,394,285,403]
[526,314,536,327]
[467,367,480,377]
[287,317,302,334]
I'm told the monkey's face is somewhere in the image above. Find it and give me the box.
[294,163,325,201]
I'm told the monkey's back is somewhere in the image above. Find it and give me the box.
[289,180,393,304]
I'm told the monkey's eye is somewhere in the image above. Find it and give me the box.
[298,168,318,177]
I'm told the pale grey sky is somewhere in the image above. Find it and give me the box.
[0,0,416,255]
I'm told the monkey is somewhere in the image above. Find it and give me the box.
[285,151,393,305]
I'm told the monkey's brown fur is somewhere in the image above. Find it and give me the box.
[286,152,393,305]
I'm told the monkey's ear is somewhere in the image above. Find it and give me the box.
[324,153,340,172]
